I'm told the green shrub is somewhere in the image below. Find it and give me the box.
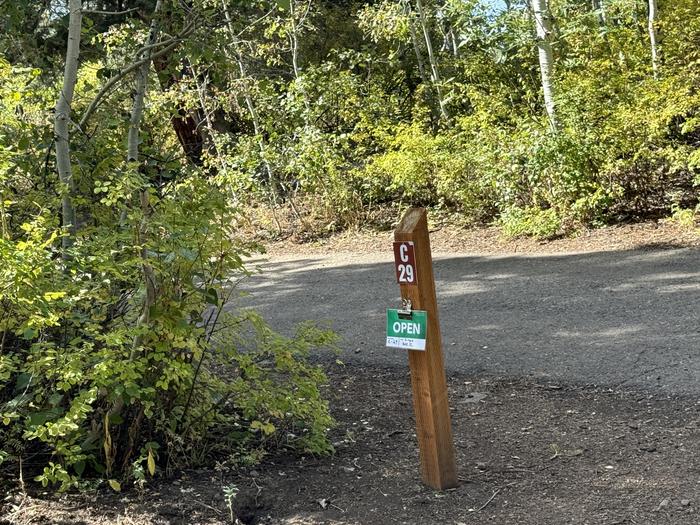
[0,173,337,492]
[500,206,562,239]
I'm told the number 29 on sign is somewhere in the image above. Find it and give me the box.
[393,241,417,285]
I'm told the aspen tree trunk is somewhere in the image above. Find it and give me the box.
[130,0,163,359]
[0,201,8,239]
[221,4,264,146]
[531,0,557,131]
[54,0,82,253]
[290,1,301,80]
[592,0,606,26]
[128,2,162,163]
[233,52,279,193]
[403,0,429,85]
[98,0,165,447]
[414,0,450,122]
[279,0,311,222]
[648,0,659,79]
[191,66,227,175]
[436,2,458,58]
[448,27,459,57]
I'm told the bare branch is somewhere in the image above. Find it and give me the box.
[235,8,275,38]
[83,8,139,15]
[135,33,185,55]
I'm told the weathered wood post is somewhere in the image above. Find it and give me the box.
[393,207,457,490]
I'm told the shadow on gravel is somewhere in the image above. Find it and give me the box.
[240,246,700,395]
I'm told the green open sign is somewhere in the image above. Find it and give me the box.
[386,309,427,351]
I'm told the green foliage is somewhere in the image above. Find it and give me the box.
[198,0,698,239]
[359,123,495,219]
[501,206,562,239]
[0,48,336,491]
[670,203,699,229]
[0,180,336,490]
[220,314,337,455]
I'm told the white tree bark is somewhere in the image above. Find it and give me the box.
[191,64,228,176]
[414,0,450,122]
[222,3,272,175]
[436,5,458,58]
[79,24,195,129]
[403,0,429,85]
[222,3,263,139]
[54,0,82,252]
[592,0,606,27]
[448,27,459,57]
[531,0,557,131]
[648,0,659,79]
[222,2,284,230]
[128,0,163,163]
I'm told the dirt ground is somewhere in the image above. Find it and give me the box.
[2,363,699,525]
[261,218,700,257]
[2,221,699,525]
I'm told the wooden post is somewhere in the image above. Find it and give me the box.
[394,207,457,490]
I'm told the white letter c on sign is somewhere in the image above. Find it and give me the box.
[400,243,408,262]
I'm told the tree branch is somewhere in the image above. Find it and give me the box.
[78,23,195,130]
[83,8,139,15]
[234,8,275,38]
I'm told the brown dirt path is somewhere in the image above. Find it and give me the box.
[263,220,700,257]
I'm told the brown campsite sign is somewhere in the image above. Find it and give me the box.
[393,241,417,285]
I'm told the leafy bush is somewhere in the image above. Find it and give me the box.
[0,172,337,492]
[0,56,338,492]
[359,123,497,221]
[500,206,562,239]
[670,203,700,229]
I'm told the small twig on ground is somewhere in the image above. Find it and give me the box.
[477,488,500,512]
[252,478,263,506]
[477,482,516,512]
[194,500,223,515]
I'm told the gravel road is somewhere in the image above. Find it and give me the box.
[239,246,700,395]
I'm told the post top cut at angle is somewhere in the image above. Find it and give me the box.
[395,208,425,236]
